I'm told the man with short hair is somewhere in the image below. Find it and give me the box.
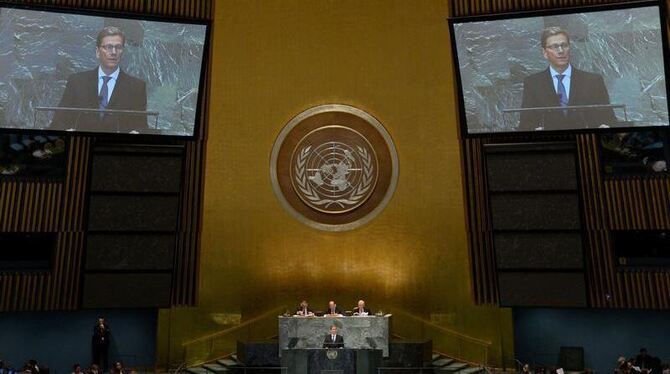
[51,26,147,133]
[322,325,344,348]
[325,300,343,316]
[91,316,111,373]
[519,26,616,131]
[296,299,314,316]
[353,299,371,316]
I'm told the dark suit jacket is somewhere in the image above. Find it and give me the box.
[519,67,616,131]
[51,68,148,133]
[322,334,344,348]
[92,323,111,346]
[352,307,371,315]
[325,307,344,315]
[295,306,314,315]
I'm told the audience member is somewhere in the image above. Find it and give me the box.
[86,364,100,374]
[635,348,662,374]
[637,349,654,372]
[0,362,16,374]
[110,361,124,374]
[616,357,628,374]
[20,360,45,374]
[70,364,82,374]
[521,364,533,374]
[628,358,642,373]
[654,358,663,374]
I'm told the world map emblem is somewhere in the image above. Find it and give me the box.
[291,126,378,214]
[271,105,398,231]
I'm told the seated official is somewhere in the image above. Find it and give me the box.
[295,300,314,316]
[325,300,343,316]
[353,299,371,316]
[322,325,344,349]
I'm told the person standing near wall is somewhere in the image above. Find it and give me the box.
[91,317,111,372]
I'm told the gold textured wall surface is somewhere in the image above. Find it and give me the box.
[157,0,513,367]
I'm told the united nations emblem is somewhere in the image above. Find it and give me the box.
[271,105,398,231]
[326,349,339,360]
[291,126,378,214]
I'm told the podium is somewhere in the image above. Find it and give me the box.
[281,349,381,374]
[34,106,160,133]
[278,315,390,357]
[502,103,631,130]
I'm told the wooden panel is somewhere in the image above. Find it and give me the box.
[172,21,212,305]
[603,178,670,230]
[577,133,670,310]
[3,0,211,19]
[457,0,670,310]
[0,181,62,232]
[0,0,211,311]
[0,137,90,311]
[463,138,498,304]
[0,273,49,311]
[451,0,627,17]
[47,232,87,310]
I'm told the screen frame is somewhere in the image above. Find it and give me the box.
[0,1,212,140]
[448,0,670,138]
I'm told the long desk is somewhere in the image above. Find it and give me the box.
[281,348,382,374]
[278,315,390,357]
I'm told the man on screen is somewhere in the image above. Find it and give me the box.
[519,27,616,131]
[51,26,147,133]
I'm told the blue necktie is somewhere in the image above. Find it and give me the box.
[556,74,568,114]
[99,75,112,115]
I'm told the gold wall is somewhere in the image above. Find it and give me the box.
[157,0,513,367]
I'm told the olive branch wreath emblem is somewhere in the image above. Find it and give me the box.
[294,145,374,209]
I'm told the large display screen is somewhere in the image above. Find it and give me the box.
[449,2,670,135]
[0,5,208,137]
